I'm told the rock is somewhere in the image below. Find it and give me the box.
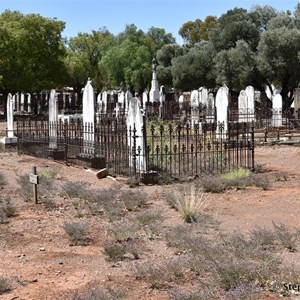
[96,168,109,179]
[39,247,45,251]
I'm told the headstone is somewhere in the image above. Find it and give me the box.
[127,97,146,171]
[82,79,95,154]
[272,94,282,127]
[125,90,133,114]
[102,91,107,114]
[206,93,215,123]
[216,85,229,134]
[49,89,58,149]
[97,93,102,113]
[159,85,165,118]
[27,93,31,113]
[245,85,255,122]
[7,93,14,138]
[238,90,248,122]
[16,93,20,112]
[178,94,184,110]
[149,57,159,103]
[142,90,148,109]
[293,88,300,118]
[190,90,199,128]
[0,93,17,144]
[200,87,208,108]
[118,91,125,113]
[20,93,25,112]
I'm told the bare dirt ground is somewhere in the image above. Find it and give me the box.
[1,143,300,300]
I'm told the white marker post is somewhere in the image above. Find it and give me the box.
[29,166,39,204]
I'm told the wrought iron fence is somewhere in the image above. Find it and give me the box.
[16,117,255,179]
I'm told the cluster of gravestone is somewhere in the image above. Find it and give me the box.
[1,56,289,173]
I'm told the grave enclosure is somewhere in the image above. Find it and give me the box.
[4,68,300,180]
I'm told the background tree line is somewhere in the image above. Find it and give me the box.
[0,4,300,108]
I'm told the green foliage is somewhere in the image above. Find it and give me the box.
[0,10,67,94]
[171,41,216,90]
[178,16,217,45]
[221,168,250,181]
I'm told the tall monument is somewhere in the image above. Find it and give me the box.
[149,57,159,103]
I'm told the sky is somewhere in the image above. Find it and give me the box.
[0,0,299,44]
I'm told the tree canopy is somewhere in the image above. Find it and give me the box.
[0,10,67,95]
[1,4,300,108]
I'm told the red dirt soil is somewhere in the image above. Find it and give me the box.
[0,144,300,299]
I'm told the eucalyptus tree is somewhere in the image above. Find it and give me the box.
[65,28,115,93]
[0,10,67,98]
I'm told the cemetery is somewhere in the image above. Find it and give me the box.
[1,4,300,300]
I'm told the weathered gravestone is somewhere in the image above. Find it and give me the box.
[272,94,282,127]
[216,84,229,134]
[127,96,146,172]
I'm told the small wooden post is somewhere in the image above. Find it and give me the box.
[29,166,39,204]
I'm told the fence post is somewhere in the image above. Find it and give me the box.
[133,123,137,177]
[251,124,255,171]
[142,114,148,172]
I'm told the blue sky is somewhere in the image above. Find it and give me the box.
[0,0,298,44]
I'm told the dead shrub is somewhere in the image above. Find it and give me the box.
[118,189,148,211]
[272,222,299,252]
[0,276,11,295]
[73,285,125,300]
[63,221,90,245]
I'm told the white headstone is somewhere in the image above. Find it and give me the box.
[216,85,229,133]
[272,94,282,127]
[238,90,248,122]
[49,89,58,149]
[245,85,255,122]
[20,93,25,111]
[178,94,184,110]
[97,93,101,113]
[125,90,132,113]
[82,79,95,154]
[200,87,208,108]
[102,91,107,114]
[127,97,146,171]
[27,93,31,113]
[206,93,215,123]
[142,91,148,108]
[190,90,199,128]
[7,93,14,138]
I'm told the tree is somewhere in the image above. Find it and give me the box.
[214,40,258,91]
[209,8,260,51]
[171,41,216,91]
[178,16,217,46]
[100,24,175,93]
[256,12,300,107]
[0,10,68,97]
[65,28,115,92]
[156,44,188,88]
